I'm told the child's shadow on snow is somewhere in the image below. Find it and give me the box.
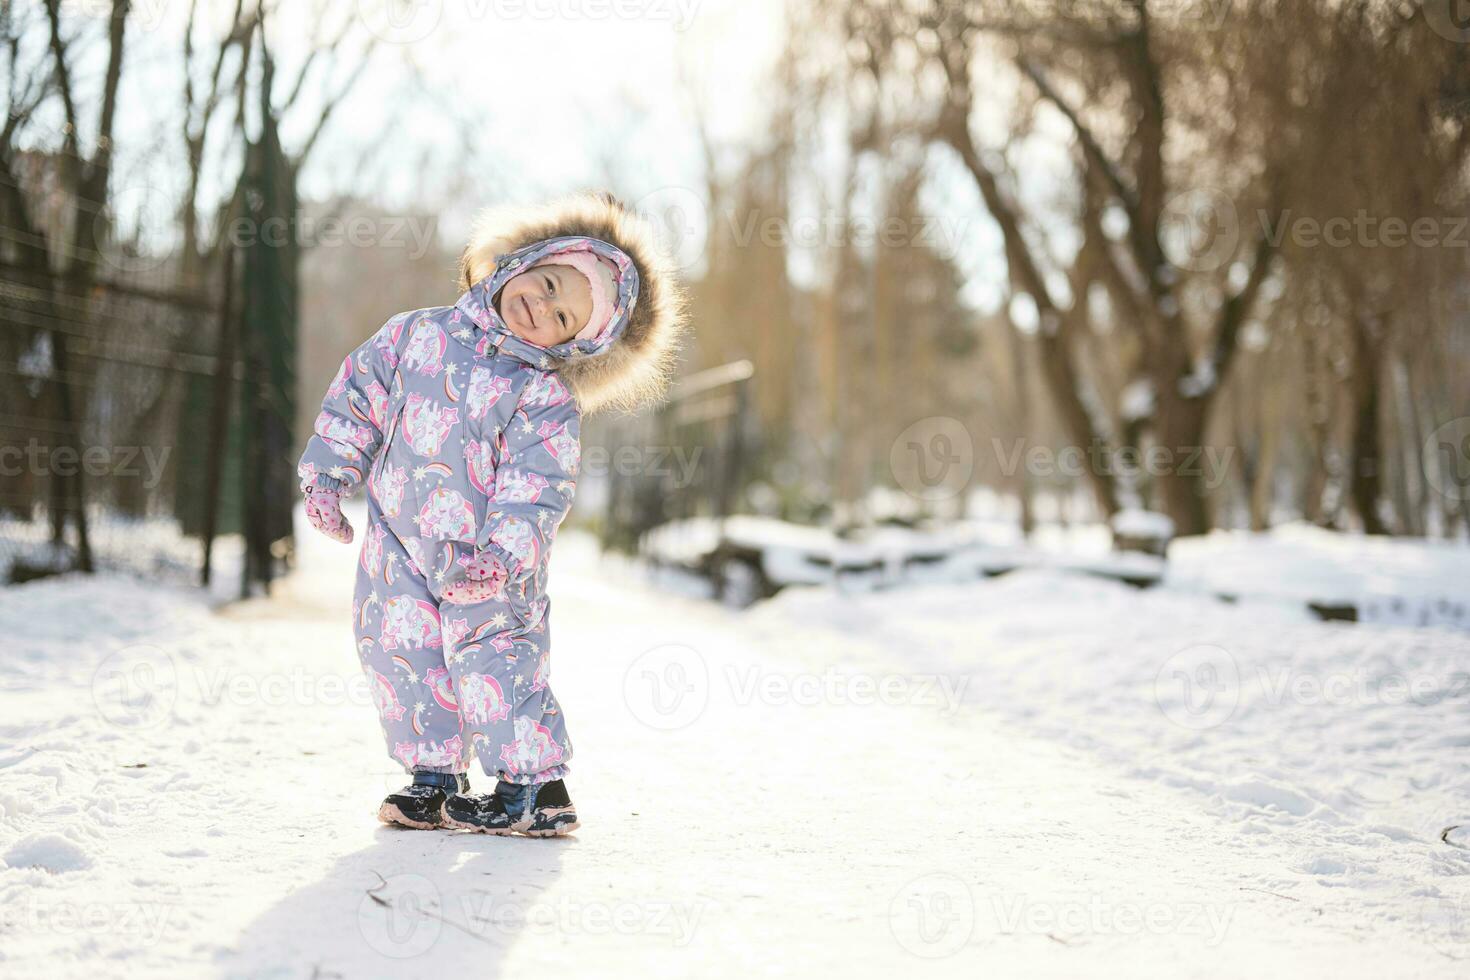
[225,827,571,978]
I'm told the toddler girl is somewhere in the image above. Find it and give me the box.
[297,192,685,836]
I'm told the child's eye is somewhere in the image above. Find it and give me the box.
[544,275,555,295]
[557,312,567,328]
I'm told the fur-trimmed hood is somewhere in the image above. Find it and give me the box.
[451,192,688,416]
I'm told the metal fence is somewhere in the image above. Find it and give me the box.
[0,256,239,585]
[596,359,755,555]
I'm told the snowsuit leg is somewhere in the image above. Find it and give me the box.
[354,504,467,775]
[442,590,571,785]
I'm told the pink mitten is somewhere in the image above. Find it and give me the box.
[304,487,354,544]
[442,551,508,605]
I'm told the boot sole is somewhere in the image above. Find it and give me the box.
[518,820,580,838]
[441,811,516,835]
[440,813,580,837]
[377,801,444,831]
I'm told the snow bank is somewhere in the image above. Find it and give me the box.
[1169,523,1470,628]
[2,522,1467,976]
[753,566,1470,939]
[3,833,94,874]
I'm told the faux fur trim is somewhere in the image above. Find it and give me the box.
[458,191,690,416]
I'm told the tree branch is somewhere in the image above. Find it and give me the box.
[1205,227,1277,393]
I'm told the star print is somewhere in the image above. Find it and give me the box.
[328,466,346,479]
[406,670,420,685]
[444,363,458,378]
[489,612,508,629]
[514,673,525,686]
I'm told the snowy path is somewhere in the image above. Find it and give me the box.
[1,521,1466,977]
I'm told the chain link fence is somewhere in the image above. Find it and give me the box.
[0,252,241,586]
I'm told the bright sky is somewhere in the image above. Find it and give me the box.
[39,0,1025,310]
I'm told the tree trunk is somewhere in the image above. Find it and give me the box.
[1348,313,1391,535]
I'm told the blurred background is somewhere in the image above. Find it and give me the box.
[2,0,1468,607]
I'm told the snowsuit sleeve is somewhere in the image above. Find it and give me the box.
[296,316,402,496]
[476,376,581,586]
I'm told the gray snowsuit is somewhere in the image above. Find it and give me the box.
[298,235,641,783]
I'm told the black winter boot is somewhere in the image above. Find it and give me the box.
[442,778,579,837]
[378,771,471,830]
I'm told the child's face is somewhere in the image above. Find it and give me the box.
[494,264,592,346]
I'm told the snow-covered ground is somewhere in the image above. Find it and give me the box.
[1,515,1467,977]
